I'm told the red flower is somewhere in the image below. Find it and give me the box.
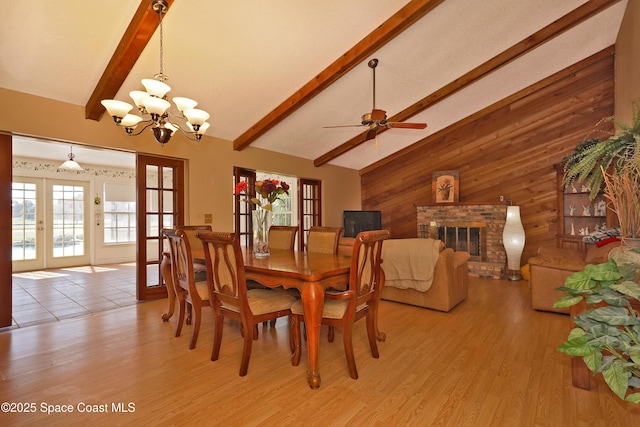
[235,181,248,194]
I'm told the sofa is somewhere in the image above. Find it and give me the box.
[528,242,617,314]
[339,237,470,312]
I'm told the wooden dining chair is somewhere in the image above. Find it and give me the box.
[268,225,298,251]
[291,229,390,379]
[177,225,212,275]
[307,226,343,254]
[196,231,298,376]
[163,228,210,350]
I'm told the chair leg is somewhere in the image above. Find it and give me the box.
[189,305,201,350]
[288,315,295,354]
[366,312,380,358]
[291,315,302,366]
[186,302,192,325]
[328,326,335,343]
[175,293,186,338]
[342,323,358,379]
[239,323,254,376]
[211,312,224,362]
[253,324,259,340]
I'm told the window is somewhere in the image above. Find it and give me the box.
[103,183,136,244]
[256,171,296,226]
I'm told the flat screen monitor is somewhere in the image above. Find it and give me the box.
[343,210,382,238]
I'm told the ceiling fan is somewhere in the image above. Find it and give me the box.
[324,58,427,144]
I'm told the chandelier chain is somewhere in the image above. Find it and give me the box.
[158,6,165,80]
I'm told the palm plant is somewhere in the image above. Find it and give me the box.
[564,100,640,200]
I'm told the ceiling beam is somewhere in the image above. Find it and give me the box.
[84,0,176,121]
[314,0,621,167]
[232,0,446,151]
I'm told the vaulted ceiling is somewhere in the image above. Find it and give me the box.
[1,0,629,170]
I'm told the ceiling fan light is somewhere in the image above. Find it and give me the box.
[142,78,171,98]
[173,97,198,112]
[120,114,144,128]
[183,108,209,126]
[101,100,133,119]
[142,97,171,115]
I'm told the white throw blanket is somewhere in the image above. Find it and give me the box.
[382,238,441,292]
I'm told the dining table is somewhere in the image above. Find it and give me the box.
[163,246,352,389]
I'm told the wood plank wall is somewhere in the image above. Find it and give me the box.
[360,47,614,265]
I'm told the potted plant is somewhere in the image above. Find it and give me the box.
[563,100,640,241]
[602,159,640,242]
[554,256,640,403]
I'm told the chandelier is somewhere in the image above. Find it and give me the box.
[101,0,210,146]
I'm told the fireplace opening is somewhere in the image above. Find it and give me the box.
[419,221,487,261]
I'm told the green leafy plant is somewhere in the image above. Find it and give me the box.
[554,256,640,403]
[563,100,640,200]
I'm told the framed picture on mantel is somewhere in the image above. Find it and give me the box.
[432,170,459,203]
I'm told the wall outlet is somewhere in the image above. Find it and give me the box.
[204,214,212,224]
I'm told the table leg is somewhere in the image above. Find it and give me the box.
[301,281,324,389]
[161,252,176,321]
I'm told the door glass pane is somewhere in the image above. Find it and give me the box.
[146,263,160,288]
[147,214,159,236]
[146,189,159,212]
[52,184,85,258]
[12,182,37,260]
[163,190,174,213]
[146,239,159,262]
[163,215,174,229]
[162,167,174,189]
[146,165,159,188]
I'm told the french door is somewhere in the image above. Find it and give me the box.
[12,177,90,271]
[136,155,184,300]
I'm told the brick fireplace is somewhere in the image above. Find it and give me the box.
[417,204,508,279]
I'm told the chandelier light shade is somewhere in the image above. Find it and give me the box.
[101,0,210,146]
[502,205,525,281]
[58,146,83,171]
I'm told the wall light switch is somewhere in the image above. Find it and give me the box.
[204,214,212,224]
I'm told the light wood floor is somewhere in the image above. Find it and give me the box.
[1,276,639,426]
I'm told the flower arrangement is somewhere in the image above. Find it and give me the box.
[235,179,290,211]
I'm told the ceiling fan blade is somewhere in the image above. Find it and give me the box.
[371,109,386,122]
[323,124,365,129]
[386,122,427,129]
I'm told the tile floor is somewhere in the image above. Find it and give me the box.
[9,263,138,329]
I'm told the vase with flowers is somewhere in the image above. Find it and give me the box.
[235,178,290,257]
